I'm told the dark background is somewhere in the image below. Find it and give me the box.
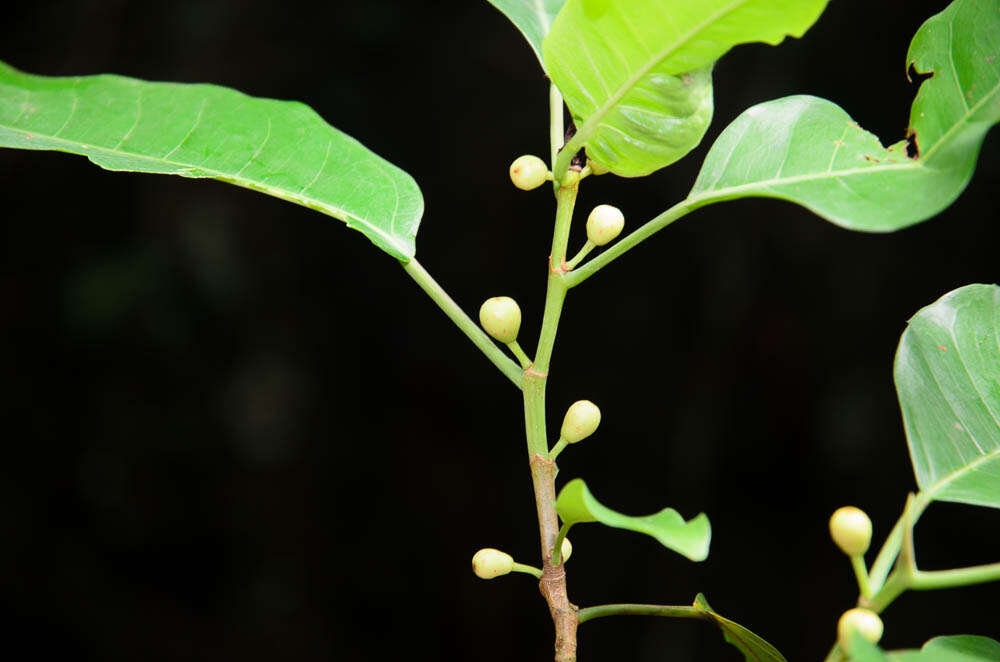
[1,1,998,660]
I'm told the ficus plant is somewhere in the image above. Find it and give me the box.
[1,0,999,660]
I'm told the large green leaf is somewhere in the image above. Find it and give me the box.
[0,61,423,261]
[693,594,787,662]
[687,0,999,232]
[485,0,566,71]
[555,478,710,561]
[542,0,829,177]
[894,284,1000,509]
[852,635,1000,662]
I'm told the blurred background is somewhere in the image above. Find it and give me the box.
[1,1,998,660]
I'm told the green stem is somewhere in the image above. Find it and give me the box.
[550,83,564,172]
[549,185,579,275]
[549,437,569,461]
[822,643,846,662]
[867,514,904,593]
[509,341,532,369]
[564,241,595,271]
[512,562,544,579]
[851,555,873,600]
[577,603,701,624]
[865,568,909,613]
[564,198,696,288]
[911,562,1000,590]
[402,258,522,387]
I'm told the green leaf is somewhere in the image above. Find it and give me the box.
[850,635,1000,662]
[688,0,999,232]
[555,478,710,561]
[692,594,787,662]
[542,0,829,177]
[894,284,1000,510]
[0,61,423,262]
[485,0,566,71]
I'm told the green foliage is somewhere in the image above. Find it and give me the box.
[486,0,566,70]
[543,0,828,176]
[0,61,423,261]
[851,634,1000,662]
[693,594,788,662]
[894,284,1000,510]
[688,0,999,232]
[555,478,710,561]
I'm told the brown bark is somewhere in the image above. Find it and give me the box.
[529,454,579,661]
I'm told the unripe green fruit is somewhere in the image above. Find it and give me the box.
[472,548,514,579]
[479,296,521,344]
[561,400,601,443]
[561,537,573,563]
[829,506,873,556]
[509,155,548,191]
[837,608,883,653]
[586,204,625,246]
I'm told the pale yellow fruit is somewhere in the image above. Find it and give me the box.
[586,204,625,246]
[561,400,601,443]
[479,296,521,344]
[837,608,883,653]
[509,155,548,190]
[829,506,873,556]
[472,548,514,579]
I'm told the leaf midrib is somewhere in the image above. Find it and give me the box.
[0,120,409,257]
[919,67,1000,163]
[568,0,746,151]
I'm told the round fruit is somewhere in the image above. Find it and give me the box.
[479,296,521,344]
[829,506,873,556]
[472,548,514,579]
[561,400,601,443]
[837,608,883,653]
[509,155,548,191]
[586,204,625,246]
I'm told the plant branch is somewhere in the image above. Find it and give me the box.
[564,198,696,288]
[550,83,565,173]
[402,258,523,387]
[577,603,701,624]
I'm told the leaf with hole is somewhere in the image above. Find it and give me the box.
[894,284,1000,510]
[555,478,710,561]
[0,61,423,261]
[485,0,566,71]
[542,0,829,177]
[693,594,787,662]
[687,0,999,232]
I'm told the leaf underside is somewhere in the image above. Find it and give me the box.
[485,0,566,71]
[542,0,829,176]
[894,284,1000,510]
[0,61,423,261]
[693,594,788,662]
[689,0,999,232]
[555,478,711,561]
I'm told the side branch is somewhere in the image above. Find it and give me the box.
[402,258,523,387]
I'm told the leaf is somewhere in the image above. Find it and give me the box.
[555,478,710,561]
[850,636,894,662]
[688,0,999,232]
[542,0,829,177]
[0,61,423,262]
[485,0,566,71]
[887,636,1000,662]
[894,284,1000,510]
[692,594,788,662]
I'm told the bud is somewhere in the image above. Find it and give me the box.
[472,548,514,579]
[561,400,601,443]
[509,155,548,191]
[837,608,883,653]
[561,537,573,563]
[829,506,873,557]
[586,204,625,246]
[479,296,521,344]
[587,159,610,176]
[561,167,581,188]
